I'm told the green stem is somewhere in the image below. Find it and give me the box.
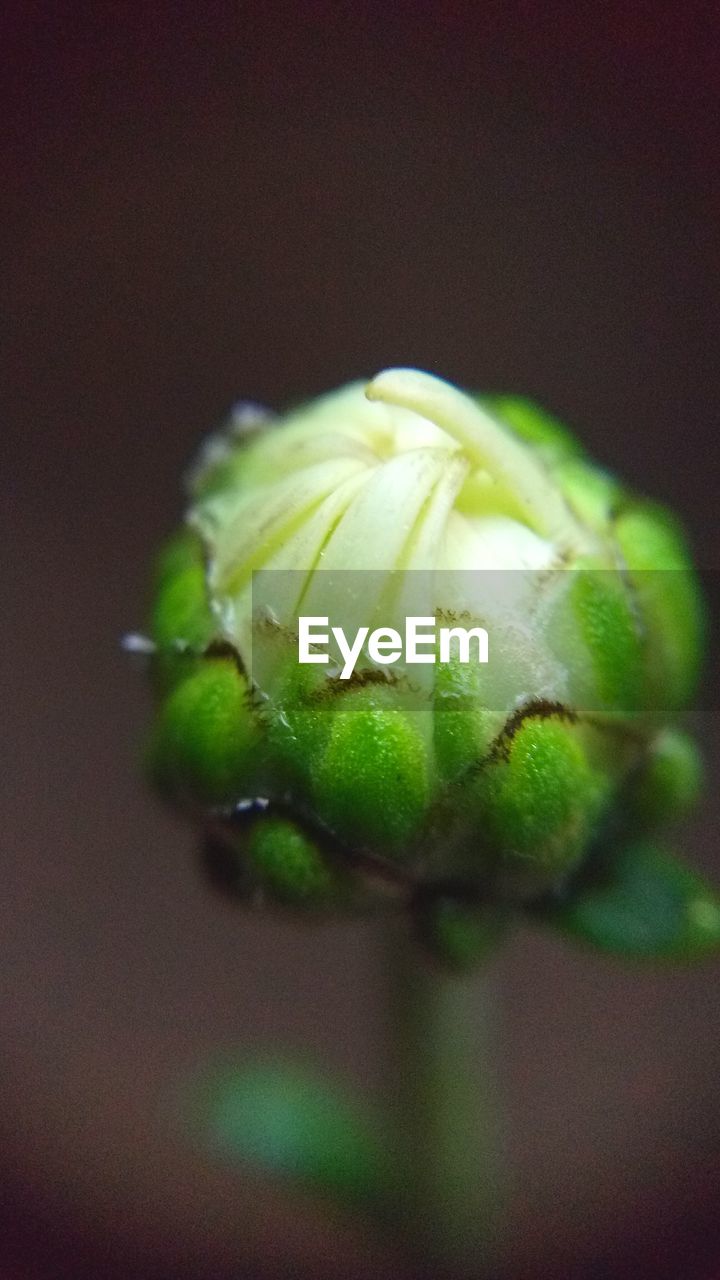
[384,919,504,1275]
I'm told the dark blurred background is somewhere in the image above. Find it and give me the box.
[3,3,720,1277]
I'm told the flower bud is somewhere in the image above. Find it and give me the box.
[140,369,709,962]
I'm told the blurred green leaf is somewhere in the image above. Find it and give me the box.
[539,840,720,959]
[191,1058,396,1213]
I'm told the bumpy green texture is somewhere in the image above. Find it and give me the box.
[141,369,715,964]
[148,657,260,807]
[475,716,608,886]
[314,701,430,855]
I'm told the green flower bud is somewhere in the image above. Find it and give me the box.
[139,368,711,963]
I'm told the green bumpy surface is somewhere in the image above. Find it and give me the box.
[142,376,715,966]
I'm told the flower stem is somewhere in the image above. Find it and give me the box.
[383,919,504,1275]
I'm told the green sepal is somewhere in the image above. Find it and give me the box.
[147,657,260,807]
[151,526,204,590]
[568,560,644,713]
[313,695,430,858]
[614,501,706,712]
[554,457,621,532]
[190,1058,396,1213]
[149,528,217,691]
[246,815,355,910]
[539,839,720,960]
[474,714,608,886]
[432,656,500,785]
[264,660,336,794]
